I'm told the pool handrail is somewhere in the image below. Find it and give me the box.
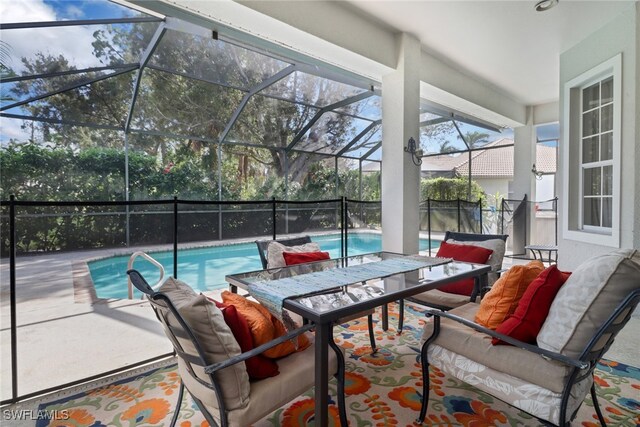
[127,251,165,299]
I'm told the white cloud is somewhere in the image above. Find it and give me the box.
[1,0,103,74]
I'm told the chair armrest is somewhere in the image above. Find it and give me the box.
[205,323,315,374]
[423,308,588,370]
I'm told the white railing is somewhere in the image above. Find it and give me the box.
[126,251,165,299]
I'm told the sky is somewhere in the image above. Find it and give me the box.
[0,0,140,143]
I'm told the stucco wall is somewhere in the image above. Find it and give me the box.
[558,3,639,270]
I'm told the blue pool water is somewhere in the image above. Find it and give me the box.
[88,233,439,299]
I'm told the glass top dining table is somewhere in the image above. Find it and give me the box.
[225,251,491,426]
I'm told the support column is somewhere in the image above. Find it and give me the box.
[513,107,537,253]
[381,33,421,254]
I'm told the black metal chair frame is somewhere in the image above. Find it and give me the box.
[418,288,640,426]
[396,231,509,332]
[253,235,378,353]
[127,269,348,427]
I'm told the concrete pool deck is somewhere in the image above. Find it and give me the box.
[1,234,638,403]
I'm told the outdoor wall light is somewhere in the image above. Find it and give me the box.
[535,0,559,12]
[405,137,423,166]
[532,163,544,180]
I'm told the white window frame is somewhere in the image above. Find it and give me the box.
[562,54,621,247]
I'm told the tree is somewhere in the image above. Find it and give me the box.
[5,22,370,201]
[420,177,483,201]
[458,131,490,149]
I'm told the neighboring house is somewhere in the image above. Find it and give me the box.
[421,138,557,206]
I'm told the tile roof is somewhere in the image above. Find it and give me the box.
[424,138,556,178]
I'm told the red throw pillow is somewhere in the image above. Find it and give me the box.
[435,241,494,295]
[209,298,279,380]
[283,251,331,265]
[493,265,571,345]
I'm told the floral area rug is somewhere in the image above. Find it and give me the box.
[37,303,639,427]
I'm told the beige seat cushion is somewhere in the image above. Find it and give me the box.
[421,303,571,393]
[448,238,506,285]
[155,278,250,410]
[267,241,321,268]
[179,334,339,426]
[537,249,640,359]
[410,289,474,309]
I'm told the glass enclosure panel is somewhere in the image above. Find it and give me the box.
[340,126,381,159]
[1,70,132,108]
[1,0,150,24]
[0,23,160,78]
[261,71,367,107]
[5,70,135,128]
[582,136,599,163]
[148,29,290,90]
[536,123,560,142]
[286,153,335,200]
[583,167,601,196]
[334,95,381,121]
[225,94,319,147]
[361,161,381,200]
[294,112,373,155]
[221,202,273,240]
[582,109,599,137]
[177,202,221,245]
[127,133,219,200]
[337,157,361,199]
[419,118,465,154]
[346,202,381,234]
[8,204,172,398]
[220,145,286,200]
[582,81,600,111]
[1,126,126,201]
[455,122,503,150]
[130,68,243,141]
[583,198,601,227]
[364,145,382,161]
[275,200,341,235]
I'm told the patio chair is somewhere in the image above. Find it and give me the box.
[417,249,640,427]
[255,235,378,353]
[127,269,347,427]
[397,231,508,332]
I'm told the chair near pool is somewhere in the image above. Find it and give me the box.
[128,238,638,427]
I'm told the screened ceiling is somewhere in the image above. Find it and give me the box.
[0,0,384,162]
[0,0,511,178]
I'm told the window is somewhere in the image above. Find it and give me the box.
[580,77,614,230]
[562,54,621,247]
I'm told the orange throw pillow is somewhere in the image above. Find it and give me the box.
[474,260,544,330]
[221,291,310,358]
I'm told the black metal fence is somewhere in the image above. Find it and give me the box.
[0,195,382,404]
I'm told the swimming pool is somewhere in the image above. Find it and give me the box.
[88,233,439,299]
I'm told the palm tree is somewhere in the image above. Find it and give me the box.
[458,131,490,149]
[439,140,455,153]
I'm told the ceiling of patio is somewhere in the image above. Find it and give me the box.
[342,0,636,106]
[234,0,635,109]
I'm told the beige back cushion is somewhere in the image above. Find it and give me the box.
[449,238,506,284]
[154,277,250,410]
[537,249,640,359]
[266,241,321,268]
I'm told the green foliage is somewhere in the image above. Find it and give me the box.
[420,177,484,202]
